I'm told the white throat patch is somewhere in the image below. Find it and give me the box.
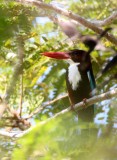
[67,59,81,90]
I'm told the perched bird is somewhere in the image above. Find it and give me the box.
[43,29,111,122]
[43,50,96,122]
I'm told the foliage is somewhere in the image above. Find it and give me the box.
[12,107,117,160]
[0,0,117,159]
[70,0,117,20]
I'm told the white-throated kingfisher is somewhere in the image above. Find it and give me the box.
[43,28,111,122]
[43,49,96,122]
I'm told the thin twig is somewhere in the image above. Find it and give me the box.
[26,94,68,119]
[19,74,23,118]
[92,11,117,26]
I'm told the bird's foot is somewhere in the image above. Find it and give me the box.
[70,105,78,114]
[70,105,75,111]
[83,98,87,108]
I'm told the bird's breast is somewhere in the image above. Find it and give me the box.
[66,64,92,105]
[68,63,81,90]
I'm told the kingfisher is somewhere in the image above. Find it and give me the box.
[43,28,111,122]
[43,49,96,122]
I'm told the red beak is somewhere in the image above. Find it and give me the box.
[42,52,70,59]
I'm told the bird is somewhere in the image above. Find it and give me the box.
[43,49,96,122]
[43,28,111,122]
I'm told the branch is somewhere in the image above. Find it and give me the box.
[40,88,117,125]
[0,88,117,138]
[19,0,117,45]
[26,94,68,119]
[0,127,33,138]
[92,11,117,26]
[5,37,24,102]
